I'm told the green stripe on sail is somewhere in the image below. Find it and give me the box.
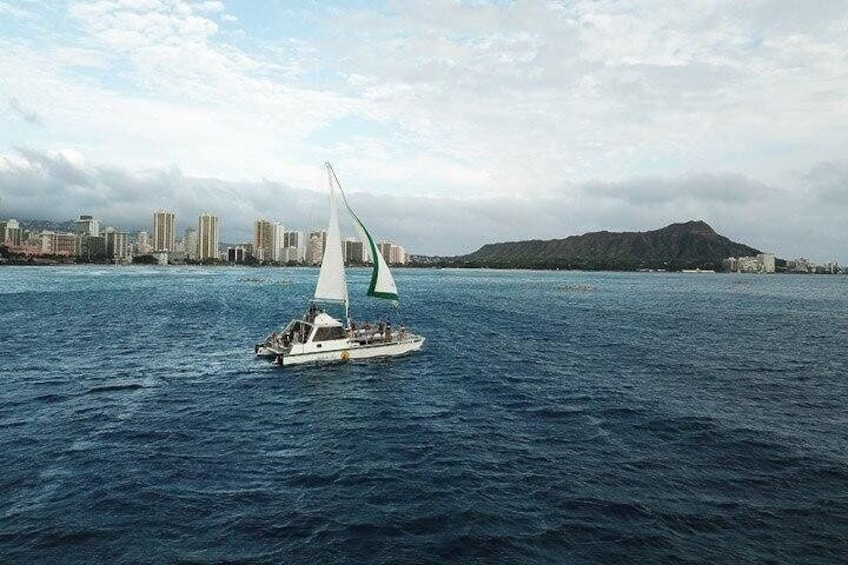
[369,291,400,300]
[354,214,399,301]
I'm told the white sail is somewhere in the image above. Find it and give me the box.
[313,179,348,304]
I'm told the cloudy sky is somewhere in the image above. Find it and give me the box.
[1,0,846,258]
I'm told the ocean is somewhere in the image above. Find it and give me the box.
[1,266,846,563]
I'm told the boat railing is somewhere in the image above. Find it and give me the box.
[348,327,417,346]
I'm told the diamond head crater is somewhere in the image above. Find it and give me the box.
[417,220,764,271]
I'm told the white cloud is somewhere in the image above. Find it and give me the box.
[0,1,34,19]
[7,97,44,126]
[0,1,846,260]
[2,148,846,260]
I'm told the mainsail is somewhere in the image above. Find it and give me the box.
[327,163,399,303]
[313,171,348,304]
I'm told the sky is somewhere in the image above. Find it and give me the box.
[1,0,846,259]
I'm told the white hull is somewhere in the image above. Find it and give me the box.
[259,335,425,366]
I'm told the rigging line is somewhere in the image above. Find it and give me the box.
[327,164,377,263]
[326,163,376,264]
[326,162,363,257]
[326,162,352,214]
[327,162,368,231]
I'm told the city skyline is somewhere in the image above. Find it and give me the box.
[0,210,840,272]
[2,209,838,271]
[0,210,410,267]
[1,2,847,260]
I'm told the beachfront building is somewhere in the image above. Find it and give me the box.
[307,230,327,265]
[104,228,130,263]
[197,212,219,261]
[254,219,283,263]
[344,238,364,264]
[40,231,76,255]
[1,219,22,246]
[74,214,100,237]
[282,231,306,263]
[153,209,176,253]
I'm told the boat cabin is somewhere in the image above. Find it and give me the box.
[281,312,347,346]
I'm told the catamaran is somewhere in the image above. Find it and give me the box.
[254,163,425,366]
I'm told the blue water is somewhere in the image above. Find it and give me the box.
[1,266,846,563]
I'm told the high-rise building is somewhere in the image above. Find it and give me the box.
[375,241,407,265]
[40,231,76,255]
[391,244,407,265]
[307,230,327,265]
[344,238,364,264]
[74,214,100,237]
[183,228,198,260]
[757,253,776,274]
[1,219,22,246]
[23,229,40,247]
[788,257,813,273]
[104,228,130,263]
[737,256,759,273]
[41,231,76,255]
[153,209,176,252]
[283,231,300,249]
[378,242,392,264]
[197,212,219,261]
[227,245,249,263]
[135,231,152,254]
[283,230,306,263]
[254,219,283,263]
[75,234,106,261]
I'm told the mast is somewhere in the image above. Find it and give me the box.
[328,163,350,324]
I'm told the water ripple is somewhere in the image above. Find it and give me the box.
[0,267,846,563]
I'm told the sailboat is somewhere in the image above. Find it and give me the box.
[254,163,425,366]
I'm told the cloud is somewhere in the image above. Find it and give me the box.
[0,1,33,19]
[2,148,846,261]
[580,173,773,206]
[801,160,848,205]
[2,0,844,193]
[279,0,848,193]
[0,147,306,237]
[0,2,847,261]
[7,97,44,126]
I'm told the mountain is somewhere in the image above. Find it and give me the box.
[17,219,76,233]
[453,221,761,270]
